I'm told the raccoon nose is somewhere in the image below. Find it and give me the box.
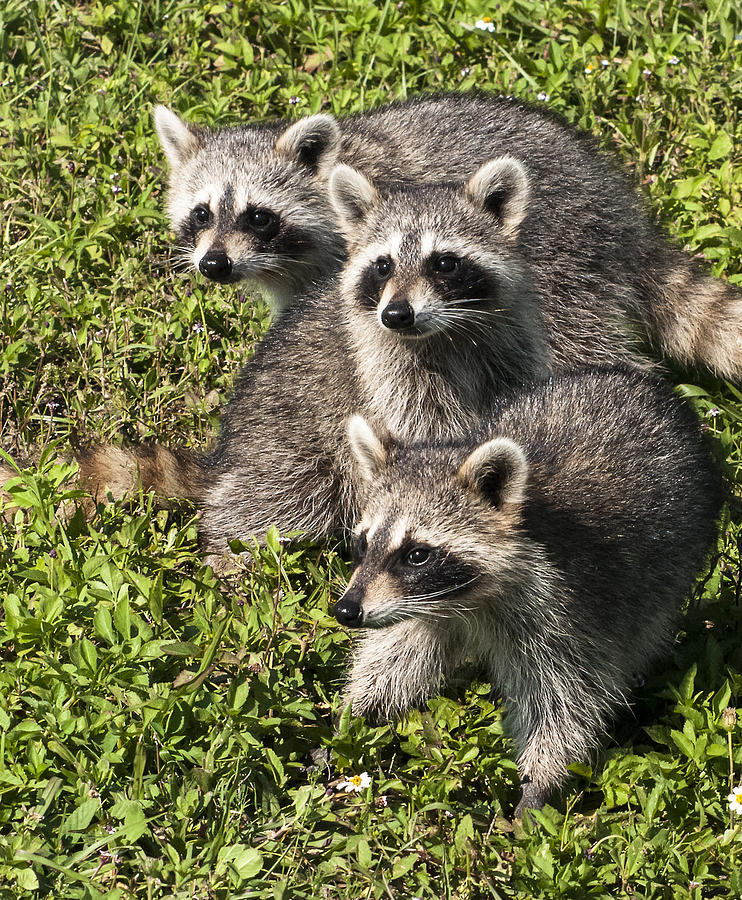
[333,597,364,628]
[380,300,415,330]
[199,251,233,282]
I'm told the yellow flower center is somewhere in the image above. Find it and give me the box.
[349,775,362,787]
[735,790,742,803]
[482,16,492,22]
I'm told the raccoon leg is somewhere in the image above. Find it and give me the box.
[342,621,459,722]
[643,252,742,380]
[499,660,618,820]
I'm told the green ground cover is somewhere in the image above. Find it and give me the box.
[1,0,741,896]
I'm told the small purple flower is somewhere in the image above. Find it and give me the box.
[707,407,720,417]
[537,92,549,101]
[288,95,300,106]
[192,322,205,333]
[49,548,58,558]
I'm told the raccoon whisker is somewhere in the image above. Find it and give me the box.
[244,257,324,279]
[287,256,333,269]
[398,574,482,604]
[431,315,493,346]
[447,297,498,306]
[445,308,511,321]
[172,260,196,273]
[435,311,532,345]
[172,254,194,265]
[438,308,518,327]
[254,259,305,274]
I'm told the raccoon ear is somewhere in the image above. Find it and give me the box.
[347,415,390,483]
[328,165,379,234]
[465,155,530,239]
[274,114,341,176]
[457,437,528,510]
[154,106,203,168]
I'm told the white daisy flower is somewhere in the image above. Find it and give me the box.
[728,786,742,813]
[337,772,372,793]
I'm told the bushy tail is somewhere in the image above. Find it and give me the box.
[1,444,205,510]
[645,253,742,380]
[0,461,18,503]
[76,443,207,505]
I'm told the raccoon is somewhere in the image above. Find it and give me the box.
[156,93,742,380]
[329,160,742,386]
[333,367,724,818]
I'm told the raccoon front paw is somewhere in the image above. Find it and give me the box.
[338,688,389,724]
[202,551,243,578]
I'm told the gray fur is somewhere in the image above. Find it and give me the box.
[336,368,724,817]
[157,93,742,379]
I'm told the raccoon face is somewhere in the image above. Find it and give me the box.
[334,417,529,629]
[154,106,345,308]
[335,525,480,629]
[330,158,530,339]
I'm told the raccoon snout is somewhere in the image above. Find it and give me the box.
[380,300,415,330]
[199,251,233,282]
[333,596,364,628]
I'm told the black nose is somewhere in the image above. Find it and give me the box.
[199,251,233,282]
[333,597,363,627]
[380,300,415,330]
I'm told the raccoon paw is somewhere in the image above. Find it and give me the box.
[513,779,549,822]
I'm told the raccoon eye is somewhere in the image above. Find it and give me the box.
[433,255,460,275]
[352,531,368,563]
[246,208,280,239]
[374,257,393,280]
[403,546,431,567]
[191,205,211,228]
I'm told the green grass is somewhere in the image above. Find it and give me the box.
[1,0,742,896]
